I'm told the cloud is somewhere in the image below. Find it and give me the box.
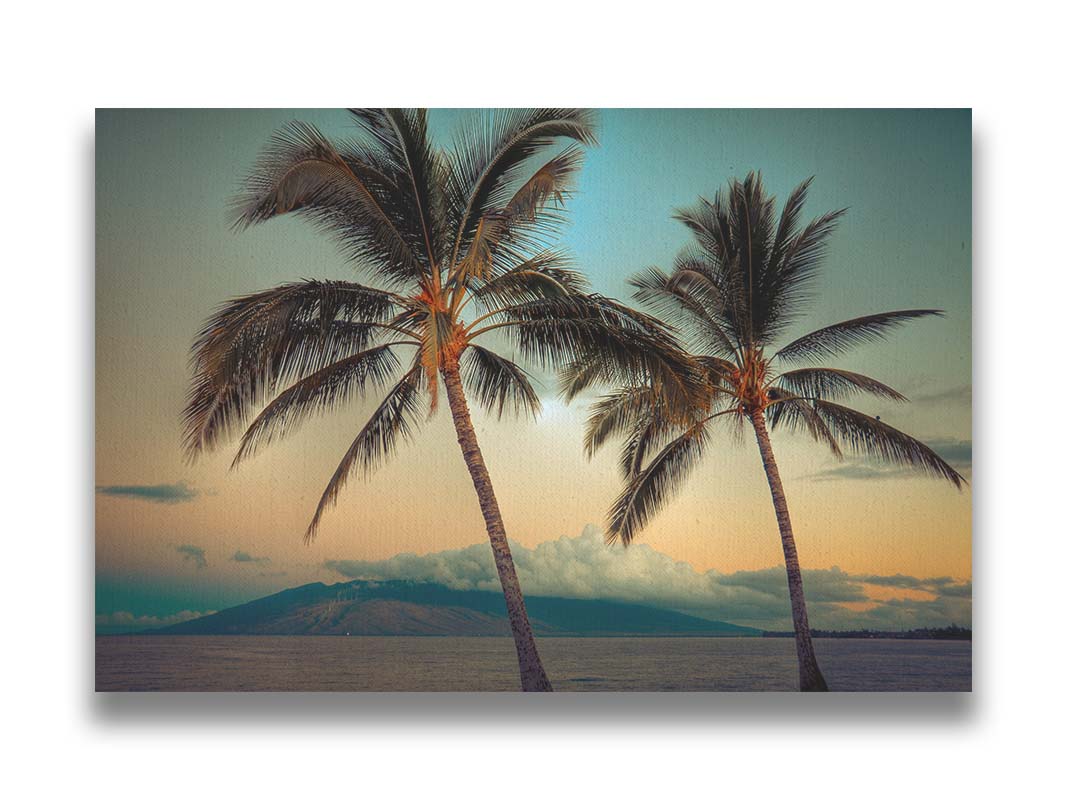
[176,544,207,569]
[855,573,956,591]
[927,438,972,467]
[324,526,970,631]
[912,385,972,406]
[805,437,971,482]
[818,594,972,632]
[807,464,902,482]
[937,580,973,598]
[96,481,199,504]
[96,609,210,631]
[719,566,867,603]
[232,550,270,564]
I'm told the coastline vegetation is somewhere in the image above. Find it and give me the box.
[762,625,971,640]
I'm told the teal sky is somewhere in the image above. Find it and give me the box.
[96,110,971,629]
[98,108,970,409]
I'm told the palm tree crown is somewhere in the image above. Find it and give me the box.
[182,109,690,541]
[574,171,965,546]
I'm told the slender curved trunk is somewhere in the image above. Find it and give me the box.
[750,409,829,692]
[440,355,552,692]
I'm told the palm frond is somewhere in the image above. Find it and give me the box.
[469,250,589,311]
[695,356,737,388]
[231,121,427,287]
[672,202,752,345]
[190,280,403,372]
[764,390,842,457]
[451,214,503,284]
[447,109,597,269]
[230,344,404,467]
[618,412,685,480]
[481,294,703,405]
[674,193,734,267]
[556,359,601,401]
[667,174,848,345]
[812,400,965,487]
[776,367,907,402]
[583,386,659,457]
[182,281,409,458]
[773,309,944,364]
[503,145,584,221]
[461,344,541,419]
[729,172,778,341]
[767,177,812,270]
[305,366,426,542]
[449,147,587,288]
[763,207,847,335]
[349,109,447,272]
[488,146,585,258]
[608,421,709,545]
[628,264,737,357]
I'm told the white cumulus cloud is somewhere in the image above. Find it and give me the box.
[325,525,970,631]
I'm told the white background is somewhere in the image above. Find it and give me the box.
[2,1,1063,796]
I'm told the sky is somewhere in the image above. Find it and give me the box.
[95,109,971,632]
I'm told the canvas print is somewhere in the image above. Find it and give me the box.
[95,109,971,692]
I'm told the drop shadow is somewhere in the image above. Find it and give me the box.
[89,689,975,729]
[84,113,981,728]
[970,114,985,701]
[83,119,98,704]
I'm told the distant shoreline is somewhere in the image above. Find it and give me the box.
[96,628,973,641]
[762,626,971,641]
[98,631,764,639]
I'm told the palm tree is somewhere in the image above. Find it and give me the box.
[567,172,965,691]
[182,109,692,692]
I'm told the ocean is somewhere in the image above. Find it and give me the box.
[95,635,971,691]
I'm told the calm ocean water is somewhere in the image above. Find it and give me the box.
[96,635,970,692]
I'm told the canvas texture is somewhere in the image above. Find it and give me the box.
[95,109,972,692]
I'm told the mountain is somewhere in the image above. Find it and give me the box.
[147,580,761,637]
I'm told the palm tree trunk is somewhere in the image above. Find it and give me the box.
[750,409,829,692]
[440,355,552,692]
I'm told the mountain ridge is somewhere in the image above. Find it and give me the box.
[144,579,762,637]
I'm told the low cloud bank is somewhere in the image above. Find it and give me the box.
[177,544,207,569]
[325,526,970,631]
[232,550,270,564]
[805,438,971,483]
[912,385,971,406]
[96,481,200,504]
[96,609,209,631]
